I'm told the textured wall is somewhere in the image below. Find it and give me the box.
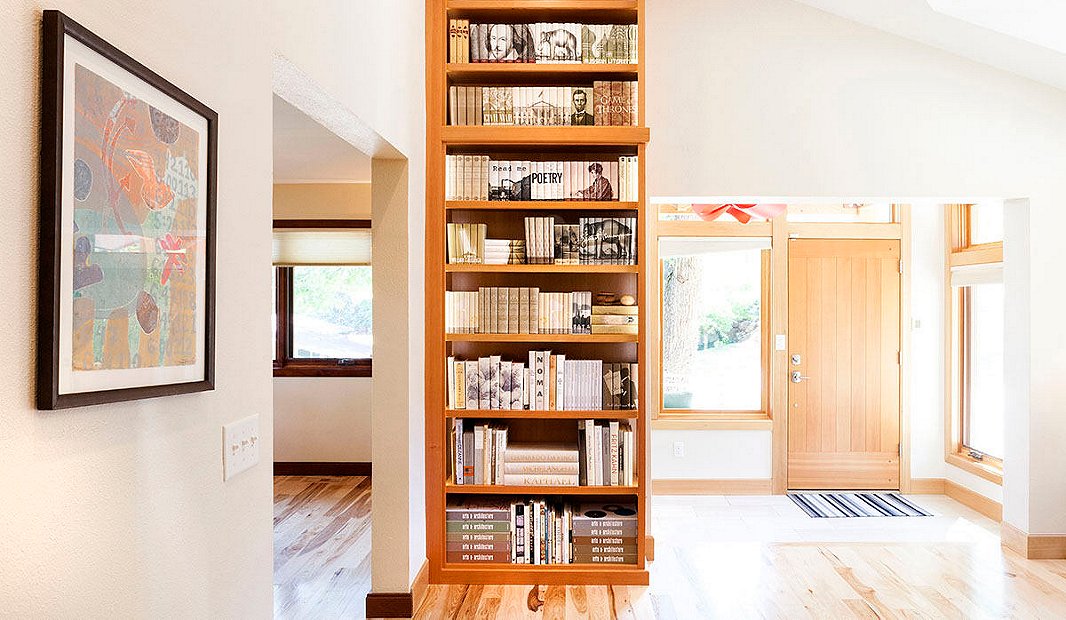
[0,2,274,616]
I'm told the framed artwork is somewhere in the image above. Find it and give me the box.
[38,11,217,409]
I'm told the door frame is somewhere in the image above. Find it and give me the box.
[769,206,912,493]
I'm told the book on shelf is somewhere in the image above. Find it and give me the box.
[446,354,638,411]
[444,218,637,266]
[578,420,635,486]
[445,500,639,565]
[590,304,639,334]
[448,83,637,127]
[446,156,638,202]
[449,22,638,64]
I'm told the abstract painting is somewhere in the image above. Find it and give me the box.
[39,11,216,409]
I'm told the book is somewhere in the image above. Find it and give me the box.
[502,474,578,486]
[592,304,639,315]
[504,443,579,463]
[591,324,638,335]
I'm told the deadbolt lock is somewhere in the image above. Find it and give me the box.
[790,354,801,365]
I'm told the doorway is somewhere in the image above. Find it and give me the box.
[787,238,902,490]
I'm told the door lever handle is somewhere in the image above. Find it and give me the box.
[790,371,811,383]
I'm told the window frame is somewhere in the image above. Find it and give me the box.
[945,204,1003,483]
[655,225,773,422]
[272,219,372,378]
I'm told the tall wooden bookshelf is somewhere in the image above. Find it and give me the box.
[425,0,649,585]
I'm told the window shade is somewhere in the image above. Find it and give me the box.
[659,236,771,259]
[950,263,1003,287]
[272,229,372,266]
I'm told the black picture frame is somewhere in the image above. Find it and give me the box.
[38,10,217,409]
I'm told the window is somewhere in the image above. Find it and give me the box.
[659,237,770,417]
[946,203,1004,479]
[786,202,896,223]
[273,220,372,377]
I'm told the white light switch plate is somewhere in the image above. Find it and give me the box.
[223,414,260,481]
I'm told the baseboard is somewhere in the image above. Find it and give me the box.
[364,560,428,619]
[1001,522,1066,560]
[944,479,1001,521]
[652,478,772,495]
[273,461,372,476]
[908,478,946,494]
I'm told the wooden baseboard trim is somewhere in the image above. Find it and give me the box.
[908,478,946,494]
[365,560,429,618]
[365,592,412,618]
[652,478,772,495]
[273,461,372,476]
[1001,522,1066,559]
[944,479,1001,521]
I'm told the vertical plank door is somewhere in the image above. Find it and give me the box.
[787,239,901,489]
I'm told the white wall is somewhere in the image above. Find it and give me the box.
[272,0,427,592]
[0,1,274,617]
[647,0,1066,531]
[652,431,772,479]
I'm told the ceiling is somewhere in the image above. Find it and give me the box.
[792,0,1066,92]
[273,95,372,183]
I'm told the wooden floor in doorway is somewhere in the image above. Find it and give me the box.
[274,475,372,619]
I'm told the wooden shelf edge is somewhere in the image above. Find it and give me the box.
[445,333,638,343]
[442,125,649,145]
[448,0,639,11]
[434,564,649,586]
[445,264,639,273]
[445,484,640,495]
[446,409,639,419]
[447,200,639,210]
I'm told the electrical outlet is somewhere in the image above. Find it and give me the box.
[672,441,685,458]
[223,414,260,481]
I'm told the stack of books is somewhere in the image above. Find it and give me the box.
[592,304,638,335]
[503,443,580,486]
[450,421,508,484]
[448,82,637,127]
[572,503,639,564]
[445,499,511,564]
[444,156,639,202]
[447,21,638,64]
[578,420,636,486]
[483,239,525,265]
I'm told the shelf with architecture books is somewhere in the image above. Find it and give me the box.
[428,0,647,586]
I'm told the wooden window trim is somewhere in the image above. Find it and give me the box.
[944,204,1003,483]
[656,246,772,423]
[273,219,372,378]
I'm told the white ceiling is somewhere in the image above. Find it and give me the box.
[272,95,372,183]
[792,0,1066,92]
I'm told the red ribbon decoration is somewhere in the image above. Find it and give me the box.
[690,203,787,224]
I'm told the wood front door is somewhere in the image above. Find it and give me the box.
[787,239,901,490]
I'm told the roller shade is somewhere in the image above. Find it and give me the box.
[950,263,1002,287]
[659,236,771,259]
[272,229,372,266]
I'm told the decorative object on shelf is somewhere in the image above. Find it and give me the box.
[38,11,217,409]
[691,203,786,223]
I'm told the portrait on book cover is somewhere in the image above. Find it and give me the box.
[485,23,534,62]
[39,12,216,409]
[570,88,594,125]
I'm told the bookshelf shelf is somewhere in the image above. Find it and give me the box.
[446,333,637,343]
[428,0,648,586]
[446,409,639,419]
[446,484,638,495]
[442,125,649,145]
[445,263,638,273]
[447,200,639,211]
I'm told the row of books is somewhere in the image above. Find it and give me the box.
[448,22,639,65]
[446,218,637,266]
[449,423,636,488]
[445,354,639,411]
[445,289,639,335]
[446,500,638,565]
[448,83,637,127]
[446,156,639,202]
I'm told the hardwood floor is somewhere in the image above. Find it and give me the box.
[273,477,1066,619]
[274,475,372,619]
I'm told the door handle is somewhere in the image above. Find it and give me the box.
[790,371,811,383]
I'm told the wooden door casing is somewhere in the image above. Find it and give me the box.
[787,239,901,490]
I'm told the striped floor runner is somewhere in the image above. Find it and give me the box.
[788,492,932,518]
